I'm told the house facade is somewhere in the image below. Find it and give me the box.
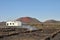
[6,21,22,26]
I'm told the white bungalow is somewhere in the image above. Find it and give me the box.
[6,21,22,26]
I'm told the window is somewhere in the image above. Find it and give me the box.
[7,23,8,25]
[13,23,14,25]
[10,23,11,25]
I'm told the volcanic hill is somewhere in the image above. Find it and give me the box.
[16,17,41,24]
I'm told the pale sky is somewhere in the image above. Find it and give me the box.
[0,0,60,22]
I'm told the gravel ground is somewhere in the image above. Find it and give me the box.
[51,32,60,40]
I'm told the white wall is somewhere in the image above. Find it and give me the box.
[6,21,22,26]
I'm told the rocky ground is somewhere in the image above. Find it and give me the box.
[0,28,60,40]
